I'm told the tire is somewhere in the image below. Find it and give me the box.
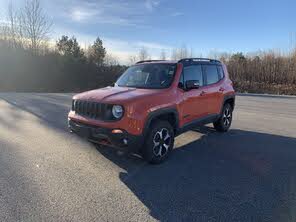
[142,120,175,164]
[213,103,233,132]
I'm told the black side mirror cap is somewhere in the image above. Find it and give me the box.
[178,82,184,89]
[185,80,200,90]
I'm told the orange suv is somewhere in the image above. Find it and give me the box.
[68,58,235,163]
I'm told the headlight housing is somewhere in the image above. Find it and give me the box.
[112,105,124,119]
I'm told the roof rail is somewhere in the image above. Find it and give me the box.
[178,58,221,64]
[136,60,166,64]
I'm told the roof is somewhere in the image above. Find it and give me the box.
[135,58,221,65]
[135,60,178,64]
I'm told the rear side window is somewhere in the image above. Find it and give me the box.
[183,65,203,86]
[204,65,219,85]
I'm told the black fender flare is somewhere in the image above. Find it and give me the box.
[143,107,179,136]
[219,94,236,114]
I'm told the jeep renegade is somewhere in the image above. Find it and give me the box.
[68,58,235,164]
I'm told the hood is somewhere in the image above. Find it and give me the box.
[73,86,161,103]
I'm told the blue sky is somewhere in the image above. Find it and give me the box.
[1,0,296,63]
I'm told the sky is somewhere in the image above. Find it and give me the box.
[0,0,296,64]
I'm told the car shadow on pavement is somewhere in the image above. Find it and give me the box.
[95,126,296,222]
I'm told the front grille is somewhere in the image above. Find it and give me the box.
[73,100,103,119]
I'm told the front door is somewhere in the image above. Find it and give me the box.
[179,64,207,126]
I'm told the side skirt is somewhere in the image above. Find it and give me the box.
[176,114,220,136]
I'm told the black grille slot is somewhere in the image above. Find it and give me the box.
[74,100,103,120]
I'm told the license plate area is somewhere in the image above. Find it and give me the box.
[79,127,91,138]
[91,128,108,139]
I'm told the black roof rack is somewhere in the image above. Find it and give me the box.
[178,58,221,64]
[136,60,166,64]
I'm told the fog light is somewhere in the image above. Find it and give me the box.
[112,129,123,134]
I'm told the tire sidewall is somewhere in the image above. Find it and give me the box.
[221,103,233,131]
[143,121,174,164]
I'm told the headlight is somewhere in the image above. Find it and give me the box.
[112,105,124,119]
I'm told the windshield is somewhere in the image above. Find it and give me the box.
[115,63,177,89]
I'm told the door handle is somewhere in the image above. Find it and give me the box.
[200,91,206,96]
[219,87,225,92]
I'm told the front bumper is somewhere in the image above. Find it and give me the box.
[68,119,143,152]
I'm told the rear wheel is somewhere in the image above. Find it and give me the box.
[142,121,174,164]
[213,103,233,132]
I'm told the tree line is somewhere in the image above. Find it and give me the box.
[0,0,295,94]
[221,51,296,95]
[0,0,127,92]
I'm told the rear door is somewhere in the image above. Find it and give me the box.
[179,64,207,125]
[202,64,225,114]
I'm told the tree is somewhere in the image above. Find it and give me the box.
[56,35,85,59]
[171,45,189,60]
[21,0,52,53]
[0,20,9,45]
[138,47,150,61]
[88,37,106,66]
[231,52,246,61]
[4,0,52,52]
[129,55,137,65]
[104,53,119,66]
[179,45,189,59]
[171,48,177,60]
[4,2,25,49]
[160,49,166,60]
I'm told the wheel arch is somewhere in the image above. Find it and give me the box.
[220,94,235,114]
[143,108,179,136]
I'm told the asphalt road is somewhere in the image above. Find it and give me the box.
[0,93,296,222]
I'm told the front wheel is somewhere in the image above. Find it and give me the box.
[213,103,233,132]
[142,121,174,164]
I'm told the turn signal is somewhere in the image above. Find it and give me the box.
[112,129,123,134]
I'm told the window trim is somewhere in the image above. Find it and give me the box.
[216,65,225,80]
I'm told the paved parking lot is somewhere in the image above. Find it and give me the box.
[0,93,296,221]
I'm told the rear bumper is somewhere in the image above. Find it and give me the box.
[68,119,143,152]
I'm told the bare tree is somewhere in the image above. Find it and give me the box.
[171,45,189,60]
[0,19,9,42]
[129,55,138,65]
[160,49,166,60]
[189,47,194,57]
[171,48,177,60]
[179,45,188,59]
[138,47,150,61]
[7,2,25,49]
[104,53,119,66]
[21,0,52,53]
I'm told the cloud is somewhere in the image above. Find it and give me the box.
[135,41,172,50]
[70,7,99,22]
[145,0,160,11]
[171,12,184,17]
[65,0,147,27]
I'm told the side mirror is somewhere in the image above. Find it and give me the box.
[185,80,200,90]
